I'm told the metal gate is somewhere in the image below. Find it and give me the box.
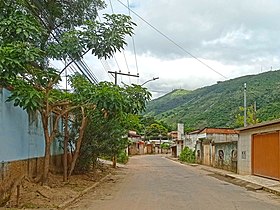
[252,131,280,180]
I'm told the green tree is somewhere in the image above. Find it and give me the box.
[70,75,151,170]
[235,105,259,127]
[145,123,168,139]
[0,0,136,184]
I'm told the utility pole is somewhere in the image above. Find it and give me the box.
[108,71,139,85]
[108,70,139,168]
[244,83,247,127]
[253,100,257,124]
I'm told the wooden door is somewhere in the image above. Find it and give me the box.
[252,132,280,180]
[203,144,210,165]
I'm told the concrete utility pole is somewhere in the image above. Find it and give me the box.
[253,100,257,124]
[108,71,139,85]
[244,83,247,127]
[108,71,139,168]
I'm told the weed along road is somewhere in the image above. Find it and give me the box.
[66,155,280,210]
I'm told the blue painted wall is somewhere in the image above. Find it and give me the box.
[0,88,63,162]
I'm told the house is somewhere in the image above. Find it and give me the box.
[148,139,172,154]
[128,131,144,155]
[195,128,239,172]
[237,119,280,180]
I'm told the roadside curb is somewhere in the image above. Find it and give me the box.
[262,186,280,196]
[166,156,280,196]
[58,173,111,209]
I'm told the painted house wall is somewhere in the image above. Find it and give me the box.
[185,133,198,150]
[195,140,202,163]
[209,133,238,143]
[238,123,280,175]
[176,141,184,157]
[0,88,63,163]
[214,142,237,172]
[196,132,238,167]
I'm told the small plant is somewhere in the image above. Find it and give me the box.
[179,146,195,163]
[117,151,129,164]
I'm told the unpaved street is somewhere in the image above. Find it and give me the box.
[66,155,280,210]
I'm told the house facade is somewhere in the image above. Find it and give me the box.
[237,119,280,180]
[128,131,144,155]
[195,128,239,172]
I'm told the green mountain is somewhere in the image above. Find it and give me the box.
[145,70,280,130]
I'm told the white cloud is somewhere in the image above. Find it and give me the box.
[80,0,280,98]
[203,26,252,47]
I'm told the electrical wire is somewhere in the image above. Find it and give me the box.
[127,0,139,82]
[116,0,227,79]
[108,0,132,81]
[25,0,99,84]
[96,13,117,82]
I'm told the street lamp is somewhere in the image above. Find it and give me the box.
[141,77,159,86]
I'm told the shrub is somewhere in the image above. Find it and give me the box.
[179,146,195,163]
[160,142,170,149]
[117,151,129,164]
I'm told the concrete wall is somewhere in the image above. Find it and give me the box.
[185,133,198,150]
[0,88,66,205]
[0,88,63,163]
[195,141,202,163]
[177,123,184,140]
[208,133,238,143]
[214,142,237,172]
[195,133,238,167]
[176,141,183,157]
[238,123,280,175]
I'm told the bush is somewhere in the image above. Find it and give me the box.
[160,142,170,149]
[179,146,195,163]
[117,151,129,164]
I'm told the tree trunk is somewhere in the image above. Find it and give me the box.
[42,133,51,185]
[41,110,53,185]
[63,112,69,182]
[112,156,117,168]
[68,108,87,177]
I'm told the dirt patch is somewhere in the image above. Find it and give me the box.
[3,164,113,209]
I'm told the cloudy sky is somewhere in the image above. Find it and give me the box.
[83,0,280,98]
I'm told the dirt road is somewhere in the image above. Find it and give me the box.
[66,155,280,210]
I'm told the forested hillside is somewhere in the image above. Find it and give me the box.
[145,70,280,130]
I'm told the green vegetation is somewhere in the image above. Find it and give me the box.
[179,147,195,163]
[146,70,280,130]
[117,151,129,164]
[145,123,168,140]
[160,142,171,150]
[0,0,150,184]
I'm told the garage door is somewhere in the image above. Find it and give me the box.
[252,132,280,180]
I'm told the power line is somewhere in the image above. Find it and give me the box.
[109,0,115,13]
[108,0,132,80]
[25,0,99,84]
[127,0,139,79]
[97,13,119,82]
[116,0,227,79]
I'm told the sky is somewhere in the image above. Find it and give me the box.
[82,0,280,98]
